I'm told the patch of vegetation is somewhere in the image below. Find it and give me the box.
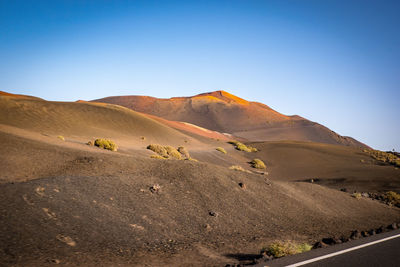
[229,165,251,173]
[164,145,182,159]
[150,154,166,159]
[147,144,169,158]
[186,157,198,162]
[147,144,189,160]
[383,191,400,207]
[352,192,362,199]
[216,147,227,154]
[57,135,65,141]
[251,158,266,169]
[262,242,312,258]
[228,141,257,152]
[178,146,190,159]
[363,149,400,167]
[94,139,117,151]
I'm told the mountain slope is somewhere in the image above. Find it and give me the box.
[93,90,368,148]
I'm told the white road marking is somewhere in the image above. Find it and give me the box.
[279,232,400,267]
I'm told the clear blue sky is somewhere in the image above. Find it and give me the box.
[1,0,399,151]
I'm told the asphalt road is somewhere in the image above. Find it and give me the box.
[256,229,400,267]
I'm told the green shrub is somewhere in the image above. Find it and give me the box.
[216,147,227,154]
[178,146,190,159]
[262,242,312,258]
[228,141,257,152]
[94,139,117,151]
[57,135,65,141]
[251,158,266,169]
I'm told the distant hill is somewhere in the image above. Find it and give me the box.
[93,90,368,148]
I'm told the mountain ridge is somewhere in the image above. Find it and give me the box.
[93,90,369,148]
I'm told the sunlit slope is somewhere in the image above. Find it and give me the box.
[0,95,201,146]
[94,90,368,148]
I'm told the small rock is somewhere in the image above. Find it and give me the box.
[333,238,342,244]
[209,211,218,217]
[313,241,328,248]
[361,192,369,198]
[368,229,376,236]
[321,238,336,245]
[310,179,314,183]
[350,230,361,240]
[150,184,161,193]
[361,231,369,237]
[238,182,246,189]
[388,223,398,230]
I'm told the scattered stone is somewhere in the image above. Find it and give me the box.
[56,235,76,247]
[204,224,211,231]
[209,211,218,217]
[388,223,398,230]
[350,230,361,240]
[150,184,161,193]
[310,179,314,183]
[361,231,369,237]
[368,229,376,236]
[334,238,342,244]
[313,241,328,249]
[47,259,60,264]
[238,182,246,189]
[361,192,369,198]
[321,238,336,245]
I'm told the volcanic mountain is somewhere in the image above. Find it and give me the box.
[93,90,367,148]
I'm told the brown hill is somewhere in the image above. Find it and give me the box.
[93,90,368,148]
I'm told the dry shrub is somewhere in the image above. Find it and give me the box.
[216,147,227,154]
[251,158,266,169]
[229,165,251,173]
[384,191,400,207]
[94,139,117,151]
[364,149,400,167]
[147,144,184,159]
[57,135,65,141]
[352,192,362,199]
[262,242,312,258]
[150,154,166,159]
[164,146,182,159]
[228,141,257,152]
[147,144,169,158]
